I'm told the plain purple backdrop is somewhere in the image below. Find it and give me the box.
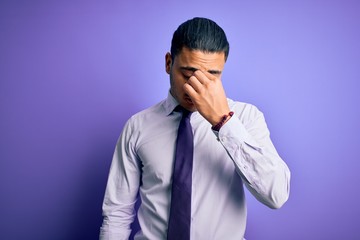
[1,1,359,239]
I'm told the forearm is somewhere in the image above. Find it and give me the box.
[215,111,291,209]
[100,194,137,240]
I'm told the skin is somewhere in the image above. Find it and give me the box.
[165,47,231,126]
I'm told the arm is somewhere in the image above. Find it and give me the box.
[215,105,290,209]
[100,119,141,240]
[184,70,290,209]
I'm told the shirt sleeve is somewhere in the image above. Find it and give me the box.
[214,105,291,209]
[100,119,141,240]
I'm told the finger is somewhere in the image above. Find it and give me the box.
[202,70,218,81]
[187,75,203,93]
[183,82,198,98]
[192,70,209,84]
[194,70,217,83]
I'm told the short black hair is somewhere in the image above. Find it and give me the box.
[170,17,230,62]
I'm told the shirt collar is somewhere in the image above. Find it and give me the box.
[163,91,179,116]
[162,91,201,120]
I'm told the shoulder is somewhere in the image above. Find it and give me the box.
[125,100,167,130]
[121,99,178,149]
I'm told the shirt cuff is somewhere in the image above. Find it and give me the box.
[213,112,261,151]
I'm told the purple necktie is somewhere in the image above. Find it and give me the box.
[167,107,193,240]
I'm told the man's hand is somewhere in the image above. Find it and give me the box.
[183,70,230,126]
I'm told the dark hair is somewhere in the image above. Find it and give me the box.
[170,17,230,62]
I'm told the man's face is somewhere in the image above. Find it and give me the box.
[165,47,226,112]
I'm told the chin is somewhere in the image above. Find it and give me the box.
[182,102,196,112]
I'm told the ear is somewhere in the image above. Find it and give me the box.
[165,52,172,74]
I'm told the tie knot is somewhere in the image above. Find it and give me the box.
[175,106,192,119]
[182,109,191,119]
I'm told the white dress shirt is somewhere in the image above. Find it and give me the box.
[100,92,290,240]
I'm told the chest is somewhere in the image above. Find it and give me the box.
[135,117,233,189]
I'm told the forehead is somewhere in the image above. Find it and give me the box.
[174,47,225,71]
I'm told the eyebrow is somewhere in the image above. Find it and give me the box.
[180,66,222,75]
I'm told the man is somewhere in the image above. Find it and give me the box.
[100,17,290,240]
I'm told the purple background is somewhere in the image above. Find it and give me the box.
[1,1,359,239]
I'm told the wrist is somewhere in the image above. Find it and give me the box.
[211,111,234,131]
